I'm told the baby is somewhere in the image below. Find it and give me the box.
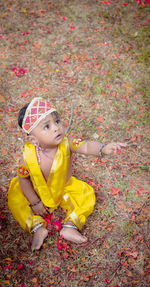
[8,97,126,251]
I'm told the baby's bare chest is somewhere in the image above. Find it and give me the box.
[39,152,56,181]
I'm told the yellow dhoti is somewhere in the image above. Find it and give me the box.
[8,137,95,233]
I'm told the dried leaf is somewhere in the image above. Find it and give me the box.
[97,116,104,122]
[37,266,43,272]
[31,278,38,283]
[0,94,5,103]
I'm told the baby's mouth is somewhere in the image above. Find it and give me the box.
[56,133,61,139]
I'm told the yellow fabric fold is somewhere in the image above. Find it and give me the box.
[60,176,95,230]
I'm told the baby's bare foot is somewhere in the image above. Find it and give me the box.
[60,227,87,244]
[31,226,48,251]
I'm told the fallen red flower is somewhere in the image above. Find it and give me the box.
[62,16,67,21]
[57,240,68,251]
[70,26,76,31]
[44,213,53,227]
[111,187,121,195]
[4,264,12,269]
[53,220,62,231]
[17,264,23,270]
[102,1,112,4]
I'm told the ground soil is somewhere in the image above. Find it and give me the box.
[0,1,150,286]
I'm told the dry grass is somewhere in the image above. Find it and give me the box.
[0,0,150,286]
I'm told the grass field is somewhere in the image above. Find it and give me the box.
[0,1,150,286]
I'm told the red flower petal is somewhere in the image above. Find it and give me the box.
[53,220,62,231]
[70,26,76,31]
[54,266,59,271]
[63,57,69,63]
[18,264,23,270]
[111,187,121,195]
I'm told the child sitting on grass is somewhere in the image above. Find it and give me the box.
[8,97,127,251]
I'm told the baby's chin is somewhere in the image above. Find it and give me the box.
[46,137,64,148]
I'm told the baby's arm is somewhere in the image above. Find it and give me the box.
[19,176,39,206]
[69,138,127,157]
[18,159,48,217]
[19,176,48,217]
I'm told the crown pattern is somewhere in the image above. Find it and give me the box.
[22,98,56,133]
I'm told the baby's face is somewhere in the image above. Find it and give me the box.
[31,112,64,148]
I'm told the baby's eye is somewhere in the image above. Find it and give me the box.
[56,119,60,125]
[44,124,50,130]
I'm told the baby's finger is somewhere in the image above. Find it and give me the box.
[42,211,47,217]
[113,144,121,150]
[45,210,49,216]
[112,146,118,153]
[117,142,127,147]
[44,207,49,214]
[127,143,137,147]
[45,208,50,215]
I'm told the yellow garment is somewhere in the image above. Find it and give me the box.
[8,137,95,232]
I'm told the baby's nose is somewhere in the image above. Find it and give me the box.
[53,123,59,131]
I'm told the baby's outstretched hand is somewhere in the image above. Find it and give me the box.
[102,142,127,155]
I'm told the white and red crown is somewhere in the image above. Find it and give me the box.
[22,97,56,133]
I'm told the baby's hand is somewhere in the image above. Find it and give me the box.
[102,142,127,155]
[31,201,49,217]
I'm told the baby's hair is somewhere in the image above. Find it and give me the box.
[51,111,60,119]
[18,103,30,128]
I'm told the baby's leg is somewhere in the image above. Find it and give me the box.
[60,222,87,244]
[60,177,95,243]
[31,224,48,251]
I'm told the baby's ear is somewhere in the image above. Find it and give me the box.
[27,134,38,146]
